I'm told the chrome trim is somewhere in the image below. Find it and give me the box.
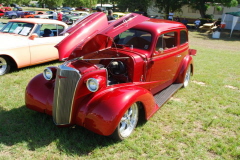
[43,67,53,80]
[86,78,99,92]
[53,65,81,125]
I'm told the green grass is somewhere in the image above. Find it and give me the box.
[0,26,240,159]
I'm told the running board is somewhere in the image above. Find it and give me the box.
[154,83,183,107]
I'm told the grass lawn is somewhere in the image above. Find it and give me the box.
[0,16,239,159]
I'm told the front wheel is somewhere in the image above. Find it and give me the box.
[0,56,11,75]
[183,65,191,88]
[111,103,139,140]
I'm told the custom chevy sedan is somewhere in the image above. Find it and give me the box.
[0,18,68,75]
[25,12,197,140]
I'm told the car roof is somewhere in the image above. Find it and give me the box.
[9,18,68,26]
[134,19,186,34]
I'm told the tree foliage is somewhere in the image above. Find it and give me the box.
[0,0,31,6]
[114,0,150,12]
[154,0,239,18]
[187,0,239,18]
[155,0,188,19]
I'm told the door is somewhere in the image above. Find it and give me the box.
[29,24,66,65]
[147,31,180,94]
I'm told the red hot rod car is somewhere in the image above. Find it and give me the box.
[25,12,197,140]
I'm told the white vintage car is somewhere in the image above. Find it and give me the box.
[0,18,68,75]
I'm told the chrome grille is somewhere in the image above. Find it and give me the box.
[53,65,81,125]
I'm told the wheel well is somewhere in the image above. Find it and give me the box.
[190,63,194,76]
[0,55,17,69]
[136,101,147,126]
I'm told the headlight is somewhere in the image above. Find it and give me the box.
[86,78,99,92]
[43,68,53,80]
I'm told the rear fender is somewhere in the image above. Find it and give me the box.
[81,86,156,136]
[175,55,193,83]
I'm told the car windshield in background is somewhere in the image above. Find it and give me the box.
[0,22,34,36]
[114,29,152,50]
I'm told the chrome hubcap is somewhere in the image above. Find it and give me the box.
[119,103,138,138]
[184,66,191,87]
[0,57,7,75]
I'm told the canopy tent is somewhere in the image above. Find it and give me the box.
[222,11,240,37]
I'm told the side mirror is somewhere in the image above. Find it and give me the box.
[29,33,38,40]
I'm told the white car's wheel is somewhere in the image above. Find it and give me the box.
[183,65,191,88]
[0,57,11,75]
[111,103,139,140]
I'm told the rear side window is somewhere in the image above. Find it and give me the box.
[180,30,188,45]
[156,31,177,51]
[33,24,65,37]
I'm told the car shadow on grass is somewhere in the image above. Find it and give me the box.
[0,105,118,155]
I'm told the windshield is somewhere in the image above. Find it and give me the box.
[0,22,34,36]
[113,29,152,50]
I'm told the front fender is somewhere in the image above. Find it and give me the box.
[78,86,156,136]
[25,73,55,115]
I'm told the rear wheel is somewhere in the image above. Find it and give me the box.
[0,56,11,75]
[183,65,191,88]
[111,103,139,140]
[11,15,17,19]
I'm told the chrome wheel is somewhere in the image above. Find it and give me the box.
[111,103,139,140]
[0,57,11,75]
[183,65,191,88]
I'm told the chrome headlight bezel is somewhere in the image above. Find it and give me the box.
[43,67,53,80]
[86,78,99,92]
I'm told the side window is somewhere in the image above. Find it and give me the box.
[180,30,188,45]
[156,31,177,51]
[36,24,65,37]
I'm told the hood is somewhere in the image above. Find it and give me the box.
[56,12,149,61]
[0,34,28,50]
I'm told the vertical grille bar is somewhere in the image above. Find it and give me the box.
[53,65,81,125]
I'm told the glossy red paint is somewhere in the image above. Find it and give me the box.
[55,12,109,60]
[25,13,197,139]
[56,13,149,61]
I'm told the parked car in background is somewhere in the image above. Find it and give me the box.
[113,12,125,19]
[0,18,68,75]
[62,11,89,24]
[61,10,71,15]
[3,7,24,19]
[62,7,74,11]
[0,7,12,11]
[34,11,54,19]
[49,6,61,10]
[75,6,90,12]
[25,12,197,140]
[0,9,4,17]
[21,11,45,18]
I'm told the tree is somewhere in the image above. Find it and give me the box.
[187,0,239,18]
[38,0,64,8]
[114,0,151,12]
[155,0,188,19]
[0,0,31,6]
